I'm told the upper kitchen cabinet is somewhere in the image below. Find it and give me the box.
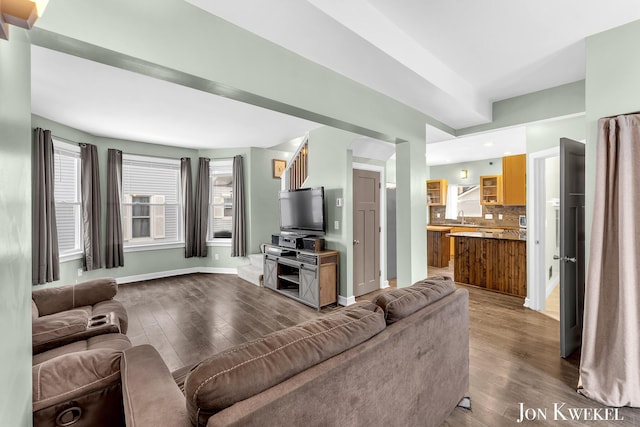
[502,154,526,205]
[480,175,503,205]
[426,179,447,206]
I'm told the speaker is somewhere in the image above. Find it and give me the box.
[302,237,325,252]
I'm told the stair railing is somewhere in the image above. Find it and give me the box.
[283,135,309,190]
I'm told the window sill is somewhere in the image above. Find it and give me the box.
[60,252,83,263]
[207,240,231,247]
[124,242,185,253]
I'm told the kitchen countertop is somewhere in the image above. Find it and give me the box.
[426,226,453,232]
[447,231,526,241]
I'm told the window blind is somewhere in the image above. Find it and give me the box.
[122,154,182,246]
[53,141,82,255]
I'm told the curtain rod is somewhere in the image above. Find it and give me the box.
[601,111,640,119]
[51,133,243,161]
[211,156,240,160]
[51,134,86,146]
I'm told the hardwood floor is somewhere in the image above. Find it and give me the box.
[116,273,640,426]
[117,273,325,371]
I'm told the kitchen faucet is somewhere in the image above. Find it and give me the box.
[458,210,465,225]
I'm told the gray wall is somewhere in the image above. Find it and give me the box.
[526,115,586,153]
[306,126,357,298]
[0,29,33,427]
[585,20,640,268]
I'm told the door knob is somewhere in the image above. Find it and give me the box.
[353,240,360,245]
[554,255,576,263]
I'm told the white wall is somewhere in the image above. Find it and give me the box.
[545,156,560,291]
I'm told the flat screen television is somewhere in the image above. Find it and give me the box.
[279,187,325,236]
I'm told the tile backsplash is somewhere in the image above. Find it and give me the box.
[429,205,525,228]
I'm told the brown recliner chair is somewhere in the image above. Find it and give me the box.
[33,333,132,427]
[32,277,129,354]
[31,277,131,427]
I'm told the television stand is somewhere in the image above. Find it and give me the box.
[263,243,339,310]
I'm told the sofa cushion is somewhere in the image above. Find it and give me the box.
[32,348,123,412]
[184,302,385,427]
[33,333,132,365]
[372,276,456,324]
[32,310,89,354]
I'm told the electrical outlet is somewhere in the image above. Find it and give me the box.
[498,214,503,220]
[334,220,340,230]
[214,253,219,260]
[436,213,441,218]
[77,268,83,277]
[484,213,493,220]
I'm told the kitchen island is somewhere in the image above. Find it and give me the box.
[448,231,526,297]
[427,226,452,267]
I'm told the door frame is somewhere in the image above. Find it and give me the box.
[352,162,387,290]
[526,147,559,311]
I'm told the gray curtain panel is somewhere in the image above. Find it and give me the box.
[32,128,60,285]
[193,157,210,257]
[106,149,124,268]
[231,155,246,257]
[181,157,194,258]
[579,113,640,407]
[80,143,102,270]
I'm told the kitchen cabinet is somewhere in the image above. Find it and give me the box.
[480,175,503,205]
[502,154,526,205]
[426,179,447,206]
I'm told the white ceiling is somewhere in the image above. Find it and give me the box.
[31,46,322,149]
[186,0,640,129]
[426,127,526,166]
[30,1,640,158]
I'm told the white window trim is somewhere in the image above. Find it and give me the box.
[59,251,84,263]
[207,159,233,245]
[53,139,83,258]
[124,241,186,252]
[207,240,231,247]
[122,153,183,248]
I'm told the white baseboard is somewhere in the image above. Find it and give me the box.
[199,267,239,275]
[338,295,356,306]
[117,267,238,284]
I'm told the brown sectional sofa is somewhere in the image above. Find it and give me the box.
[120,276,469,427]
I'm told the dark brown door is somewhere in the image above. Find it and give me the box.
[353,169,380,297]
[559,137,585,358]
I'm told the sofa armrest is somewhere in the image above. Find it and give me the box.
[121,345,189,427]
[33,311,122,354]
[32,277,118,316]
